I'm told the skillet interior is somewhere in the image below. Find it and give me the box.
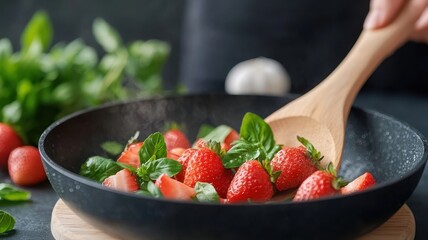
[39,94,427,240]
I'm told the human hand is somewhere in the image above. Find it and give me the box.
[364,0,428,43]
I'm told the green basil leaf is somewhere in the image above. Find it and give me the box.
[139,132,167,164]
[223,140,261,168]
[127,40,170,84]
[223,112,281,168]
[139,158,182,181]
[137,181,163,198]
[0,183,31,201]
[0,210,15,233]
[0,39,12,58]
[2,101,22,124]
[79,156,123,182]
[266,145,282,160]
[194,182,220,203]
[240,112,276,153]
[202,125,232,143]
[101,141,124,156]
[21,11,52,53]
[92,18,122,53]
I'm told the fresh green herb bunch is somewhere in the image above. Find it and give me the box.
[0,11,176,145]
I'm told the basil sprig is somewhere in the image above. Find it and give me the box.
[80,132,182,197]
[223,112,281,168]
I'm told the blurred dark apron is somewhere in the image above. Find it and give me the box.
[180,0,428,94]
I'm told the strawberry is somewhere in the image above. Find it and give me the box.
[164,129,191,150]
[271,137,322,191]
[183,142,232,198]
[293,164,346,201]
[167,147,186,160]
[155,173,195,200]
[175,148,197,182]
[222,129,240,151]
[193,138,207,149]
[117,142,144,168]
[8,146,46,186]
[341,172,376,195]
[196,128,240,152]
[212,169,234,198]
[102,169,139,192]
[0,123,23,169]
[227,160,274,203]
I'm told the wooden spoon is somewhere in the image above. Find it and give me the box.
[265,1,425,170]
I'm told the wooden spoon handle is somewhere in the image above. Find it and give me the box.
[315,0,425,117]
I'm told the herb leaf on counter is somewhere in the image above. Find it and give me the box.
[0,183,31,201]
[0,211,15,234]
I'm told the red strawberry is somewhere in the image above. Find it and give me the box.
[222,129,240,151]
[271,137,322,191]
[175,148,197,182]
[0,123,23,169]
[293,165,345,201]
[341,172,376,195]
[167,147,185,160]
[193,138,207,149]
[271,146,318,191]
[155,173,195,200]
[117,142,144,168]
[212,169,234,198]
[164,129,191,150]
[8,146,46,186]
[227,160,274,203]
[102,169,139,192]
[183,146,231,198]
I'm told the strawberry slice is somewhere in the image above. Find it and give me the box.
[167,147,186,160]
[155,173,195,200]
[175,148,197,182]
[341,172,376,194]
[117,142,143,168]
[102,169,139,192]
[164,129,191,150]
[222,129,240,151]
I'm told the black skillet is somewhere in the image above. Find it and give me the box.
[39,94,428,240]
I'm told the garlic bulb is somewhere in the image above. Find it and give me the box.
[225,57,291,96]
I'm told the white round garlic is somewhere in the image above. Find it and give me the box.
[225,57,291,96]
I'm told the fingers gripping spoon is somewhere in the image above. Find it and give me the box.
[265,1,426,170]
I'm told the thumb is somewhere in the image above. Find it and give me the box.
[364,0,406,29]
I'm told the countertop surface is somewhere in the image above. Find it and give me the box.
[0,92,427,240]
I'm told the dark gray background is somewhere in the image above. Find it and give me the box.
[1,0,427,94]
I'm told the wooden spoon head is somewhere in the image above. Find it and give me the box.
[267,116,343,170]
